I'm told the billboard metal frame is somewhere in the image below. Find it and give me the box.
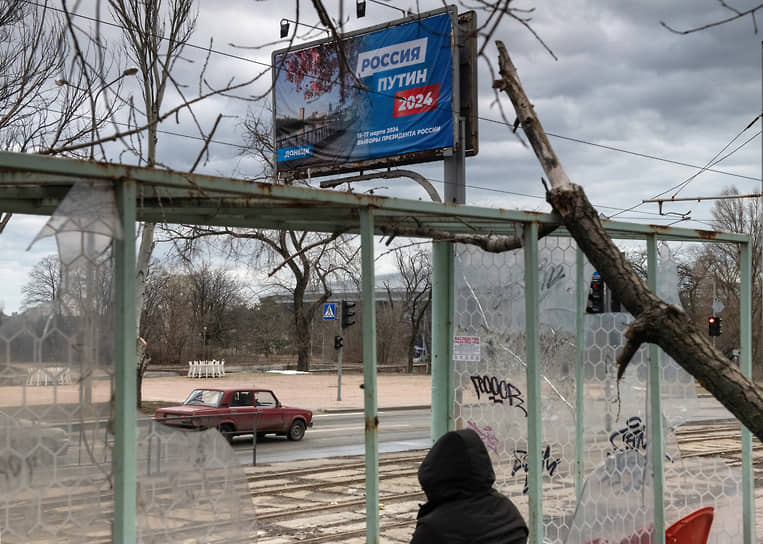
[272,6,477,180]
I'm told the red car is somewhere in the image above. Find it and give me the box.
[154,386,313,442]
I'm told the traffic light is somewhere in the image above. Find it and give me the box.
[341,300,356,329]
[708,316,722,336]
[334,335,343,350]
[587,272,604,314]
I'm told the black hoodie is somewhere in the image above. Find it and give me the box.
[411,429,529,544]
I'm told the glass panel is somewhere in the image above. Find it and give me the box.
[453,238,743,543]
[0,181,257,542]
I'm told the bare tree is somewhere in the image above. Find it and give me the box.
[106,0,199,399]
[390,247,432,373]
[21,254,61,309]
[187,262,243,356]
[0,1,66,149]
[700,188,763,372]
[165,226,358,371]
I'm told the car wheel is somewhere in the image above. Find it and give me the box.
[218,423,235,444]
[287,420,306,441]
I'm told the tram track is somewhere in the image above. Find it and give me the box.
[4,420,761,543]
[252,421,763,543]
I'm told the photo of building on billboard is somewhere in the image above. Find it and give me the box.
[272,9,455,177]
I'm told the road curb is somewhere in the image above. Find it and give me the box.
[317,405,431,414]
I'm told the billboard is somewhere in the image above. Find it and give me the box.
[272,9,457,178]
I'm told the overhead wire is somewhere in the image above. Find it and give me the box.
[606,116,761,220]
[25,0,762,225]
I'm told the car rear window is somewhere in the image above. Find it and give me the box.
[183,389,222,407]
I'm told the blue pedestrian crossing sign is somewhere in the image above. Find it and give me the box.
[323,303,336,321]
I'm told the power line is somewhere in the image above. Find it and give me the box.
[25,0,274,70]
[27,0,761,218]
[607,116,761,220]
[540,131,760,183]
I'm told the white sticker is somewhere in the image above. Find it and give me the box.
[453,335,480,361]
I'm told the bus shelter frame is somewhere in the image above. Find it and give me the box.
[0,150,754,544]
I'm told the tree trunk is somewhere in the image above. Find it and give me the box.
[407,337,415,373]
[295,312,311,372]
[292,281,311,372]
[495,41,763,443]
[135,222,155,407]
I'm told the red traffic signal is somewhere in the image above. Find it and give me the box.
[586,272,604,313]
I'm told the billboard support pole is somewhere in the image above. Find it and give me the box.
[444,117,465,204]
[434,116,464,437]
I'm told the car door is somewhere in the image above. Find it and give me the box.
[254,390,285,432]
[229,390,256,432]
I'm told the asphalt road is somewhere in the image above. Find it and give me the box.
[232,394,736,466]
[231,408,432,464]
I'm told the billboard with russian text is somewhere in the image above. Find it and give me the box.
[272,9,456,178]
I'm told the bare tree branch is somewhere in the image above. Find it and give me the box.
[661,1,763,34]
[379,221,558,252]
[494,40,763,443]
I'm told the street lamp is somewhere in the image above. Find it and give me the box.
[55,67,138,88]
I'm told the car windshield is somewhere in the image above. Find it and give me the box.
[183,389,222,407]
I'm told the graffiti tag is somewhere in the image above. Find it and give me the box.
[608,416,647,454]
[0,453,36,486]
[511,445,561,494]
[470,375,527,416]
[607,415,674,463]
[466,421,500,455]
[539,258,566,293]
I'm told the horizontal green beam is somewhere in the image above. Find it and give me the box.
[0,151,748,244]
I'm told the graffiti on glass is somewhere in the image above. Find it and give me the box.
[0,453,36,485]
[607,415,673,463]
[470,375,527,416]
[539,258,566,293]
[466,420,500,455]
[608,416,647,454]
[511,445,561,494]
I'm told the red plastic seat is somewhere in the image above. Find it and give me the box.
[665,507,714,544]
[584,507,713,544]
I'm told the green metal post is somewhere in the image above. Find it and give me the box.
[740,241,755,544]
[114,180,137,544]
[524,223,543,544]
[575,249,586,499]
[360,208,379,544]
[431,240,454,441]
[647,236,665,544]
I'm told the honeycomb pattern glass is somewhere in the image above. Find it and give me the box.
[453,238,742,544]
[0,181,256,543]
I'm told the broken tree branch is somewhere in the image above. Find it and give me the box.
[378,222,558,253]
[495,40,763,443]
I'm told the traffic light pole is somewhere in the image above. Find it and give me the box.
[337,320,343,401]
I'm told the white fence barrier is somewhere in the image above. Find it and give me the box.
[187,359,225,378]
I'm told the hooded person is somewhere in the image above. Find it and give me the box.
[410,428,529,544]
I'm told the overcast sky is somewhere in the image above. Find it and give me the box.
[2,0,761,313]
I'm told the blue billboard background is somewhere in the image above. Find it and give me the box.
[273,11,454,174]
